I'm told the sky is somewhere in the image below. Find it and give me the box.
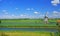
[0,0,60,19]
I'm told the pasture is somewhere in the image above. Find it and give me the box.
[0,31,55,36]
[0,19,59,36]
[0,19,57,27]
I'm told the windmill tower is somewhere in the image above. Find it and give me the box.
[44,12,49,24]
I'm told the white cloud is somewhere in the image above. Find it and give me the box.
[20,14,27,17]
[26,8,34,11]
[53,11,59,14]
[1,14,19,19]
[51,0,60,6]
[52,11,60,17]
[34,11,39,14]
[2,10,9,15]
[0,14,29,19]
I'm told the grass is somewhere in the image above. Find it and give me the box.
[0,31,54,36]
[0,19,57,27]
[0,19,59,36]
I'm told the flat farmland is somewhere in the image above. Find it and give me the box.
[0,19,57,27]
[0,19,59,36]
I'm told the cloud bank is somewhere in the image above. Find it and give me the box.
[51,0,60,6]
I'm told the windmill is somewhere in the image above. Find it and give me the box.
[44,12,49,24]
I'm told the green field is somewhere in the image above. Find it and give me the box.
[0,19,57,27]
[0,19,59,36]
[0,31,55,36]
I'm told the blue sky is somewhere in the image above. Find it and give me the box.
[0,0,60,19]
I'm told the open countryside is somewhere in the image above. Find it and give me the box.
[0,0,60,36]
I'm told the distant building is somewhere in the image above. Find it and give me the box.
[44,12,49,24]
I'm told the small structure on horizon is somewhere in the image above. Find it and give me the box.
[44,12,49,24]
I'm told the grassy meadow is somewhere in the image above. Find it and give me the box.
[0,31,55,36]
[0,19,57,27]
[0,19,59,36]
